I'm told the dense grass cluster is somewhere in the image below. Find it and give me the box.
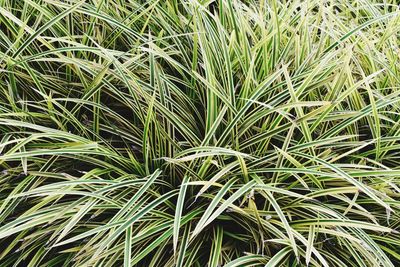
[1,0,400,266]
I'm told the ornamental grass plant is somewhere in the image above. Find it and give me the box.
[0,0,400,266]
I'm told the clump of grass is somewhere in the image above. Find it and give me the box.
[1,0,400,266]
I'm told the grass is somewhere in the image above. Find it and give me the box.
[0,0,400,266]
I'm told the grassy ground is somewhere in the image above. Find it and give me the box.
[1,0,400,266]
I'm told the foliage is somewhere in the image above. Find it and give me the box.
[1,0,400,266]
